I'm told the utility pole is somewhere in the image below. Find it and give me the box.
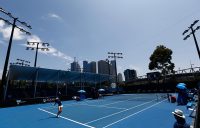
[108,52,123,93]
[0,7,31,101]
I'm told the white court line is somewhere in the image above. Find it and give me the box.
[121,94,135,95]
[101,97,142,106]
[71,96,142,108]
[79,104,127,110]
[102,99,167,128]
[85,99,156,124]
[41,97,140,111]
[83,96,125,104]
[41,101,88,109]
[38,108,95,128]
[80,100,105,106]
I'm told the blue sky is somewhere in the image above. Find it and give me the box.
[0,0,200,78]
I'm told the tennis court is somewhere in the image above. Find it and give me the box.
[0,93,193,128]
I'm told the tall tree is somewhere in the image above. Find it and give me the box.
[149,45,175,76]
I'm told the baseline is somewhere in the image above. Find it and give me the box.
[38,108,95,128]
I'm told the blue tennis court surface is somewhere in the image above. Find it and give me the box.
[0,93,193,128]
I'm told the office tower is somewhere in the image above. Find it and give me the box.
[90,61,97,73]
[98,60,109,74]
[118,73,123,82]
[83,61,97,73]
[71,60,81,72]
[83,60,89,72]
[124,69,137,82]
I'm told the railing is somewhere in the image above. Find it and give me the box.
[137,67,200,79]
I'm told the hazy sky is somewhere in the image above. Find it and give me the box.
[0,0,200,78]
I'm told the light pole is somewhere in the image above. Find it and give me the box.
[10,59,30,67]
[26,42,49,98]
[108,52,123,93]
[0,7,31,101]
[26,42,50,67]
[26,42,50,98]
[105,59,110,75]
[183,20,200,128]
[183,20,200,60]
[106,58,111,87]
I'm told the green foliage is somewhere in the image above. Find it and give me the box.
[149,45,175,75]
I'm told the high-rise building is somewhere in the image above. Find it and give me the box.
[83,60,89,72]
[90,61,97,73]
[98,60,109,74]
[118,73,123,82]
[83,60,97,73]
[71,60,81,72]
[124,69,137,82]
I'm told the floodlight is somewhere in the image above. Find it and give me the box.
[196,26,200,30]
[27,25,32,29]
[193,20,199,25]
[20,28,26,33]
[182,29,189,35]
[183,35,190,40]
[26,32,31,35]
[20,21,27,26]
[7,12,13,18]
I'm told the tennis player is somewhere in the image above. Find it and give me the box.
[54,97,63,118]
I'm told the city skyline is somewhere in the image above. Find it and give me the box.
[1,0,200,79]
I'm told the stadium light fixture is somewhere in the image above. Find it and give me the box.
[26,41,50,67]
[183,20,200,60]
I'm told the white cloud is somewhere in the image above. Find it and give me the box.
[0,21,26,40]
[27,35,42,42]
[48,13,62,20]
[20,35,73,63]
[19,34,42,47]
[0,20,72,64]
[0,20,5,28]
[47,47,73,63]
[13,28,26,40]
